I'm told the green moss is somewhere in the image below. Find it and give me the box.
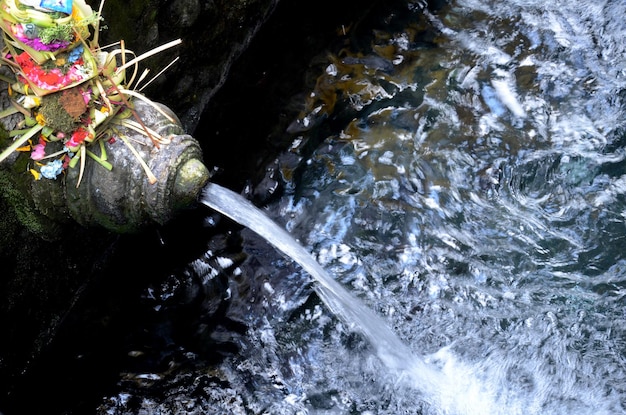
[0,169,59,239]
[38,92,79,135]
[0,194,19,257]
[0,149,62,239]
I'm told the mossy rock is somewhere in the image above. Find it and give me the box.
[0,134,65,239]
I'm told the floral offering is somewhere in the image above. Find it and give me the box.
[0,0,182,184]
[12,44,95,93]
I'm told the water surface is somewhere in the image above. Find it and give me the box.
[102,0,626,413]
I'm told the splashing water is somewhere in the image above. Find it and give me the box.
[255,0,626,413]
[203,183,511,415]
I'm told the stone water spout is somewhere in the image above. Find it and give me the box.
[37,100,209,233]
[0,98,210,233]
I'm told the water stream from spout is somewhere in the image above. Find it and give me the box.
[202,183,417,367]
[202,182,501,415]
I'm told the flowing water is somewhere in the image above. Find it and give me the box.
[202,183,483,414]
[101,0,626,413]
[202,183,420,372]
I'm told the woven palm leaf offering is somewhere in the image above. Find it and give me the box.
[0,0,186,184]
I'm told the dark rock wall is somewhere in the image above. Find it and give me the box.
[93,0,281,133]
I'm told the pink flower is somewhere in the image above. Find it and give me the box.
[15,51,91,91]
[30,143,46,160]
[81,89,92,105]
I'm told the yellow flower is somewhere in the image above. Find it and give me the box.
[35,113,46,126]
